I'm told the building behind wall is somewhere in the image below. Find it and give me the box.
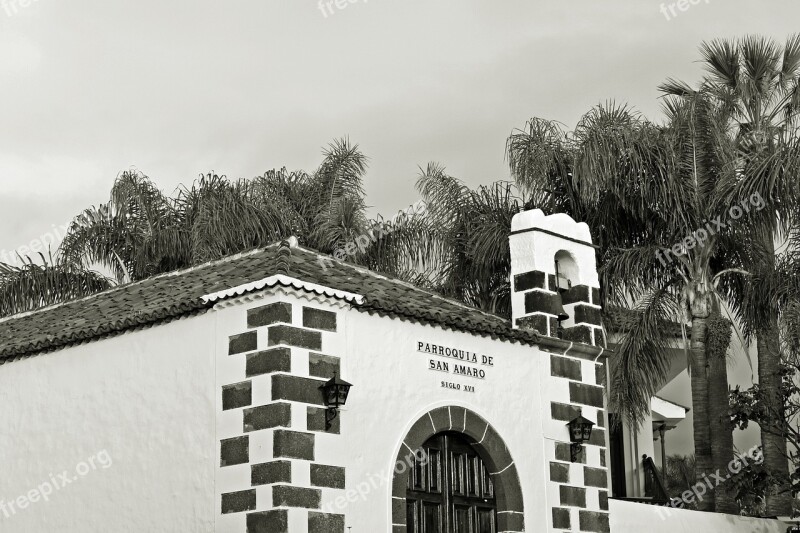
[0,209,610,532]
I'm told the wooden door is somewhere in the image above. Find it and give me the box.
[406,432,496,533]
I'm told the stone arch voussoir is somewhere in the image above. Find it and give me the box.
[390,406,524,532]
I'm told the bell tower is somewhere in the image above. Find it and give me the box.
[509,209,604,346]
[511,209,610,532]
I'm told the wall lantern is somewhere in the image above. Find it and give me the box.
[319,372,352,431]
[567,414,595,462]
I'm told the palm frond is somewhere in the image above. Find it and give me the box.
[0,256,112,316]
[506,117,574,210]
[608,287,683,426]
[700,39,740,89]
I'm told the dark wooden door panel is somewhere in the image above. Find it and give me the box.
[406,432,497,533]
[453,504,472,533]
[407,500,418,533]
[422,502,443,533]
[476,508,495,533]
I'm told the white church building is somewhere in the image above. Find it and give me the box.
[0,209,788,533]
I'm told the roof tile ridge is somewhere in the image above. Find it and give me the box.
[297,247,506,322]
[0,245,279,324]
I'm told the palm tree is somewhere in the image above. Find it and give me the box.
[59,170,191,283]
[58,138,369,285]
[741,212,800,503]
[507,98,751,512]
[0,138,374,317]
[412,164,526,315]
[361,163,526,316]
[662,35,800,515]
[664,454,697,506]
[0,256,111,316]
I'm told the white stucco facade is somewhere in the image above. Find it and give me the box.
[209,284,608,532]
[0,315,217,532]
[609,498,787,532]
[0,282,605,532]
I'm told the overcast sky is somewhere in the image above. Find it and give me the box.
[1,0,799,258]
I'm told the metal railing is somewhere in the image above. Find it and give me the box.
[610,454,683,508]
[642,454,670,504]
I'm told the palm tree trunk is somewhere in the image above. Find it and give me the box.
[758,320,792,517]
[690,314,715,512]
[707,316,737,514]
[756,236,791,517]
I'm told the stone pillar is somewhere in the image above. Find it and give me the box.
[216,296,348,533]
[539,348,610,533]
[510,209,610,532]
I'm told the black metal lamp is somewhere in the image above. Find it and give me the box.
[320,372,352,431]
[567,414,595,462]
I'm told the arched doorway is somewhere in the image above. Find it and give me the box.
[406,432,497,532]
[391,406,524,532]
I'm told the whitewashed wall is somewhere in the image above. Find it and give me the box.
[326,308,550,531]
[209,286,554,532]
[609,498,788,532]
[212,289,355,532]
[0,315,217,532]
[209,282,608,533]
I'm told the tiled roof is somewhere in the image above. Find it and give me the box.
[0,242,541,364]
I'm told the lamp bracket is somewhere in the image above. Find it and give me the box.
[325,406,338,431]
[570,442,584,463]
